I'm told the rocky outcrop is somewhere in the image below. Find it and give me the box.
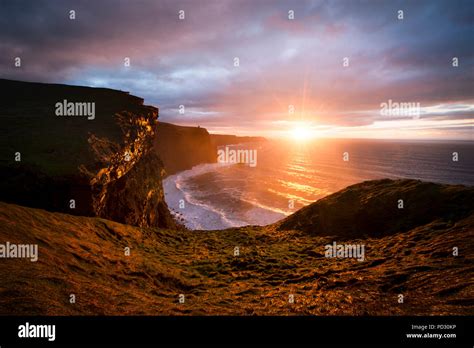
[93,150,175,228]
[0,78,175,228]
[277,179,474,238]
[154,122,216,176]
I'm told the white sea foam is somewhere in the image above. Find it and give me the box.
[163,163,244,230]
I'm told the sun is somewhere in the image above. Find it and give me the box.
[290,124,315,141]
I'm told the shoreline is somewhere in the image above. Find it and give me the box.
[163,163,240,230]
[163,162,287,230]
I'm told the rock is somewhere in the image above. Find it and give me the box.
[0,78,175,228]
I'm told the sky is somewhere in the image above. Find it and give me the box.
[1,0,473,139]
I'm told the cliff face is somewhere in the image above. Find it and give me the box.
[0,79,174,228]
[154,122,216,176]
[153,126,267,176]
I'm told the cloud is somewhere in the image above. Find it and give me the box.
[0,0,473,138]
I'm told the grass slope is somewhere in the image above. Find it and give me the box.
[0,179,473,315]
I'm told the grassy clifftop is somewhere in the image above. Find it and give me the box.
[0,179,472,315]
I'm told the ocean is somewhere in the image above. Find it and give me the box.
[163,139,474,230]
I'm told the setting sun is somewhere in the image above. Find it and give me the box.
[290,124,315,141]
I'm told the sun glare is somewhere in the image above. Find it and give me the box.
[290,124,315,141]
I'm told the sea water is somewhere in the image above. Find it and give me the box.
[164,139,474,230]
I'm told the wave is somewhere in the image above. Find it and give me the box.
[164,162,259,230]
[163,162,290,229]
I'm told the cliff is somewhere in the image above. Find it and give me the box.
[0,79,175,228]
[210,134,266,147]
[0,179,472,315]
[154,122,216,176]
[153,127,267,177]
